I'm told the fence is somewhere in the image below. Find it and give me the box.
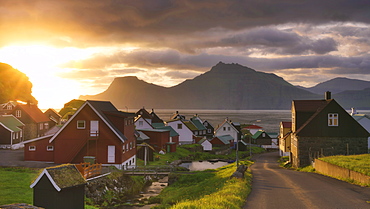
[123,165,175,175]
[76,162,102,179]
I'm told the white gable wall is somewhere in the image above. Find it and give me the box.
[356,117,370,149]
[167,121,193,144]
[135,117,153,130]
[215,123,238,142]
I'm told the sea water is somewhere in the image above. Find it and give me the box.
[154,109,291,133]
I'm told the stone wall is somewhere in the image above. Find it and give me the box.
[314,159,370,185]
[292,136,367,167]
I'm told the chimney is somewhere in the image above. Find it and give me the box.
[325,91,331,100]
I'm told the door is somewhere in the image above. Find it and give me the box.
[107,145,115,163]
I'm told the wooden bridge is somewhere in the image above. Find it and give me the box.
[123,165,175,176]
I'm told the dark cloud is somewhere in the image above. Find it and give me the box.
[1,0,370,47]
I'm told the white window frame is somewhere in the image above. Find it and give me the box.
[47,146,54,151]
[29,146,36,151]
[77,120,86,129]
[138,121,143,126]
[15,110,21,118]
[328,113,339,126]
[39,123,43,130]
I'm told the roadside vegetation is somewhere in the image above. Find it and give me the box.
[150,161,253,209]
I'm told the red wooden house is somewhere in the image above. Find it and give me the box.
[137,128,178,153]
[24,100,137,169]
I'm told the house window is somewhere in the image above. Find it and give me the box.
[194,131,198,135]
[177,124,182,129]
[90,120,99,137]
[223,127,226,131]
[77,120,86,129]
[204,122,208,126]
[139,121,143,126]
[29,146,36,151]
[44,122,49,130]
[228,127,231,131]
[130,142,133,150]
[6,104,12,110]
[207,129,212,133]
[15,110,21,118]
[328,113,338,126]
[122,144,125,153]
[47,146,54,151]
[39,123,43,130]
[262,133,266,137]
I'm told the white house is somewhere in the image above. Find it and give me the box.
[166,119,194,145]
[351,108,370,149]
[198,138,212,151]
[215,119,239,143]
[135,115,153,130]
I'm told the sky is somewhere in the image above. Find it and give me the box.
[1,0,370,109]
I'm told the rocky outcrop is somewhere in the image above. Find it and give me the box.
[231,164,248,179]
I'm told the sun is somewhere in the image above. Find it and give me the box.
[0,44,94,110]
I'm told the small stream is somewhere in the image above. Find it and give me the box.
[116,160,230,208]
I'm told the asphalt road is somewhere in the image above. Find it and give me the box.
[243,152,370,209]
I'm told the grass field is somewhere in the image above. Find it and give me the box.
[319,154,370,176]
[0,167,40,205]
[151,161,253,209]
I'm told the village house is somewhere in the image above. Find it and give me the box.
[202,119,214,139]
[278,121,292,157]
[351,107,370,149]
[24,100,137,169]
[214,118,240,143]
[166,118,194,145]
[0,115,25,149]
[290,92,369,167]
[136,128,178,153]
[0,101,18,115]
[198,138,212,151]
[252,130,272,148]
[243,124,263,135]
[30,164,86,209]
[11,102,51,140]
[210,135,234,147]
[44,108,62,127]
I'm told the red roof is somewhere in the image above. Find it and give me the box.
[18,104,50,123]
[243,125,263,130]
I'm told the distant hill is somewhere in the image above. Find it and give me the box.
[303,77,370,95]
[80,62,319,110]
[0,63,37,104]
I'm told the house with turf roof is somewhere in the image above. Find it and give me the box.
[0,115,24,148]
[290,92,369,167]
[30,164,86,209]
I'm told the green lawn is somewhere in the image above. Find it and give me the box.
[319,154,370,176]
[0,167,40,205]
[151,161,253,209]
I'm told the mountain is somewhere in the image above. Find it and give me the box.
[303,77,370,95]
[0,63,37,104]
[80,62,319,110]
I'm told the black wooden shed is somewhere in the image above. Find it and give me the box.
[30,164,86,209]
